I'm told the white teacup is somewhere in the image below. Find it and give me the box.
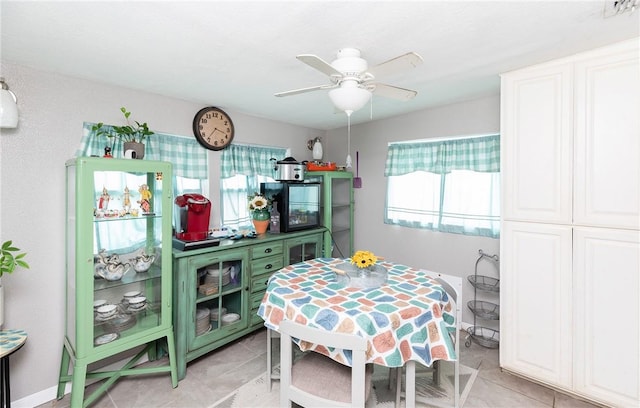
[96,304,117,318]
[94,299,107,310]
[128,296,147,309]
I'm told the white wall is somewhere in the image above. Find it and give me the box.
[0,61,500,404]
[324,95,502,329]
[0,62,323,405]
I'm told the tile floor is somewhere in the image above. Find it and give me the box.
[40,328,602,408]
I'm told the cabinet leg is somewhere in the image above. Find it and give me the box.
[56,346,71,399]
[70,362,87,408]
[165,333,179,388]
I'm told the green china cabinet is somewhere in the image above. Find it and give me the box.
[58,157,178,407]
[306,171,354,257]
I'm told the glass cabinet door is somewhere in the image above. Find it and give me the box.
[187,250,249,350]
[65,158,173,358]
[284,235,322,265]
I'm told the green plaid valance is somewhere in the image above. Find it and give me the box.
[220,144,286,179]
[384,134,500,176]
[78,122,208,179]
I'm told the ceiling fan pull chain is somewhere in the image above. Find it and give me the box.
[346,111,352,168]
[370,97,373,120]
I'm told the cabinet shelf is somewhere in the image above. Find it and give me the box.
[94,267,161,290]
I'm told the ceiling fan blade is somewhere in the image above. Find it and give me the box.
[297,54,343,77]
[369,83,418,101]
[368,52,424,79]
[274,84,337,97]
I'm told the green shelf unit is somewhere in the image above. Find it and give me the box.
[58,157,178,407]
[306,171,354,258]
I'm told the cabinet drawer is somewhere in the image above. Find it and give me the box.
[251,255,283,278]
[250,242,283,260]
[251,274,272,295]
[250,311,264,327]
[251,292,265,309]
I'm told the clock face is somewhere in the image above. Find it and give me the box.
[192,107,235,151]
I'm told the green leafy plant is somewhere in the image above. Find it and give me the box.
[0,240,29,278]
[91,106,154,144]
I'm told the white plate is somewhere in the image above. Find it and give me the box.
[94,332,119,345]
[221,313,240,326]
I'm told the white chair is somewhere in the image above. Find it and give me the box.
[266,327,280,391]
[279,319,373,407]
[395,272,462,408]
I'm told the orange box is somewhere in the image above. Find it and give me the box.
[306,162,337,171]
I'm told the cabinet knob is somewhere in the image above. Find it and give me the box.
[265,248,272,254]
[265,264,272,270]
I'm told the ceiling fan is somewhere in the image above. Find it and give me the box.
[274,48,424,113]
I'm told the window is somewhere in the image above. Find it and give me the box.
[384,134,500,238]
[220,144,287,230]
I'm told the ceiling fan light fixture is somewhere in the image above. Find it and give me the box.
[328,81,372,113]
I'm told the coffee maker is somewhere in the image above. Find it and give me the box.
[174,194,211,241]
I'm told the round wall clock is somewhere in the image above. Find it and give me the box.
[192,107,235,151]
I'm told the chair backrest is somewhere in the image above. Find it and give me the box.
[433,272,462,408]
[433,272,462,312]
[279,319,369,408]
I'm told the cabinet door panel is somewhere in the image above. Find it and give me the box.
[574,50,640,229]
[500,221,572,388]
[501,65,573,223]
[573,227,639,406]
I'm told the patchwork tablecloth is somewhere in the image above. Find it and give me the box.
[258,258,456,368]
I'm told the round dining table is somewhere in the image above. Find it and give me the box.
[258,257,457,368]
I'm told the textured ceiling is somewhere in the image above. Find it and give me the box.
[1,1,638,130]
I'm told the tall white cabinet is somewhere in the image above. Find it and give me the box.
[500,38,639,408]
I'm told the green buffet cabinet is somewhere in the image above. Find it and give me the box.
[59,158,178,407]
[172,228,324,380]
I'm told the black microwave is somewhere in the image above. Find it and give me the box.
[260,182,321,232]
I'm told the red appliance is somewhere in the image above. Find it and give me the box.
[174,194,211,241]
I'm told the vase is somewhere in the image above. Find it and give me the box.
[252,209,270,234]
[357,265,376,279]
[123,141,145,159]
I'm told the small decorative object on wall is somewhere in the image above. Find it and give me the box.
[192,107,235,151]
[248,193,271,234]
[90,107,154,159]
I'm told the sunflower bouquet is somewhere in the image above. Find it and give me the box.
[350,250,378,269]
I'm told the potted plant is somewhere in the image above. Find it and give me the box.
[0,240,29,327]
[91,107,154,159]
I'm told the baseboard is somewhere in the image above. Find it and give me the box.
[11,383,71,408]
[12,352,151,407]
